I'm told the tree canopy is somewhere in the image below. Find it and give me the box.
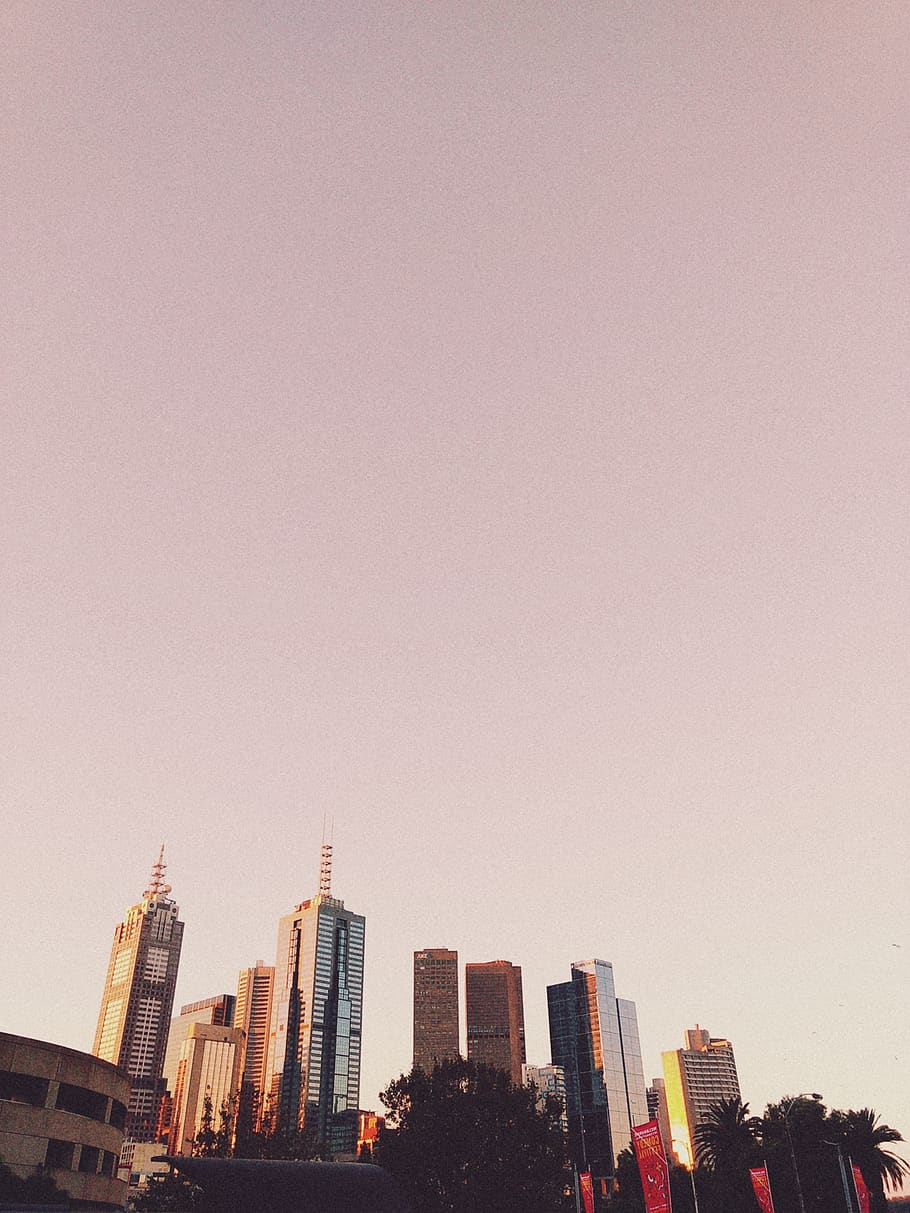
[376,1057,570,1213]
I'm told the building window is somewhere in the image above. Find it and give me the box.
[45,1139,76,1171]
[109,1098,127,1130]
[78,1145,100,1174]
[55,1082,108,1123]
[0,1069,49,1107]
[100,1150,117,1176]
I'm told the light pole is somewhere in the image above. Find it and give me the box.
[780,1093,822,1213]
[824,1139,857,1213]
[687,1162,701,1213]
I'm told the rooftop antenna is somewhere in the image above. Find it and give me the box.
[318,817,334,898]
[145,844,167,899]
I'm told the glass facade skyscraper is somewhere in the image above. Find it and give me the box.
[547,959,647,1188]
[269,846,365,1158]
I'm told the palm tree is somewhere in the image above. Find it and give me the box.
[694,1097,763,1213]
[694,1096,762,1172]
[833,1108,910,1213]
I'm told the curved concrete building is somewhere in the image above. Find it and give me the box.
[0,1031,129,1210]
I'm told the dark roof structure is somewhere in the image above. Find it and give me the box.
[159,1156,414,1213]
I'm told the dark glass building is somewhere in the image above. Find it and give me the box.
[547,960,647,1193]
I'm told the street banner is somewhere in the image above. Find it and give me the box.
[579,1170,594,1213]
[749,1164,776,1213]
[632,1119,671,1213]
[851,1164,870,1213]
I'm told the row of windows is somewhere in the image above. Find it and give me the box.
[0,1070,127,1129]
[45,1138,118,1177]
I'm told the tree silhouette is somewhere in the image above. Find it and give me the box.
[376,1057,569,1213]
[692,1097,762,1213]
[831,1107,910,1213]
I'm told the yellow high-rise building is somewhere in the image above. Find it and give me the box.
[661,1025,741,1167]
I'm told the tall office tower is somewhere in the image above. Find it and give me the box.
[547,959,648,1190]
[661,1026,741,1167]
[465,960,526,1085]
[235,962,275,1128]
[269,843,365,1158]
[92,848,184,1142]
[161,994,236,1099]
[413,949,459,1071]
[168,1023,245,1155]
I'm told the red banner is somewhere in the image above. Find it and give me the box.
[851,1164,870,1213]
[749,1165,775,1213]
[632,1120,671,1213]
[578,1170,594,1213]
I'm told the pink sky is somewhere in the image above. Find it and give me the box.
[2,0,908,1167]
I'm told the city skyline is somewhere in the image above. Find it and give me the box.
[4,1,908,1172]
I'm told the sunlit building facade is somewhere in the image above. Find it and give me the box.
[91,848,184,1142]
[413,948,459,1071]
[162,994,236,1099]
[547,959,648,1189]
[646,1075,673,1159]
[168,1023,245,1155]
[661,1026,740,1167]
[235,962,275,1129]
[466,960,526,1085]
[269,844,365,1158]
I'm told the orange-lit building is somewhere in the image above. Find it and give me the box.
[358,1109,384,1157]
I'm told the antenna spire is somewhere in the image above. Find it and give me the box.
[145,844,167,899]
[318,835,333,898]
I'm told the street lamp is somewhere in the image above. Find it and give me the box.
[780,1093,822,1213]
[824,1139,857,1213]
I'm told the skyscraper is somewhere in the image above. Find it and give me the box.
[268,844,365,1158]
[661,1026,741,1167]
[92,848,184,1142]
[162,994,236,1099]
[413,948,459,1071]
[465,959,526,1085]
[168,1023,245,1155]
[547,959,648,1188]
[235,962,275,1129]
